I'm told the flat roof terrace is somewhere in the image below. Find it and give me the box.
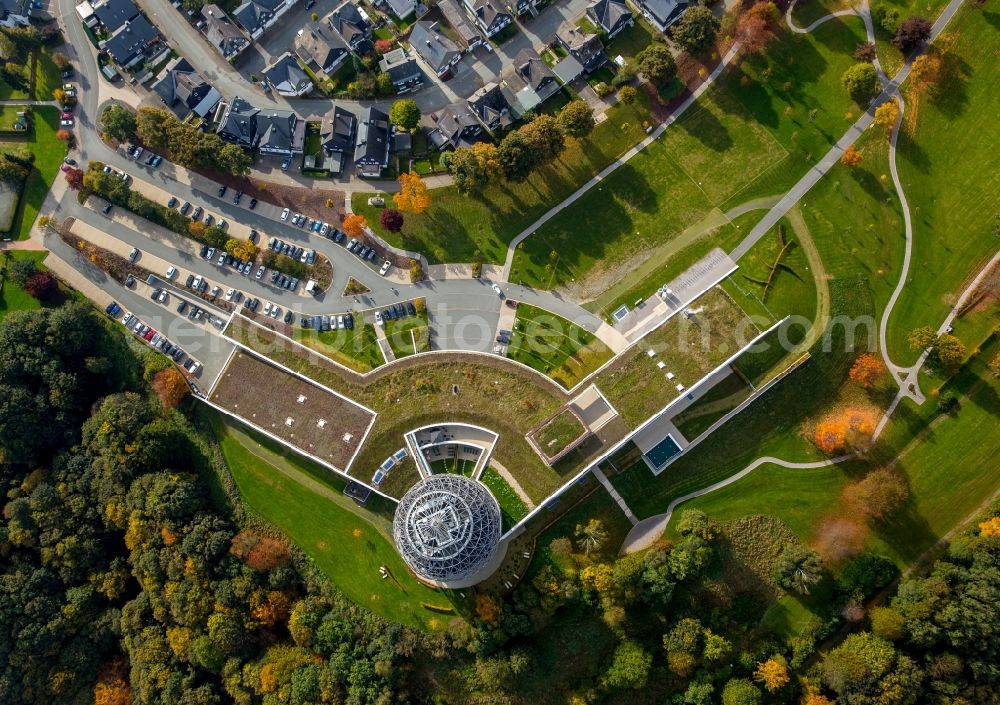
[209,349,377,473]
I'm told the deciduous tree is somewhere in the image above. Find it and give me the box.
[389,98,421,131]
[843,467,909,521]
[602,641,651,691]
[874,99,900,131]
[840,143,863,167]
[341,213,367,238]
[100,104,137,143]
[842,63,880,103]
[64,166,85,190]
[557,100,595,138]
[636,43,677,86]
[150,367,188,408]
[672,7,720,54]
[24,271,57,300]
[932,333,965,368]
[721,678,761,705]
[735,2,779,56]
[892,15,931,52]
[618,85,638,104]
[906,325,935,351]
[521,114,565,165]
[379,208,404,232]
[848,352,885,387]
[395,171,431,214]
[224,237,258,261]
[910,52,942,93]
[498,130,538,182]
[753,657,789,691]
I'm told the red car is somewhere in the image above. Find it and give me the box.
[143,329,155,341]
[60,163,72,172]
[61,112,73,120]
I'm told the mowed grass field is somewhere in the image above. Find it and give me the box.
[208,412,462,631]
[2,106,65,241]
[507,303,614,389]
[511,16,867,291]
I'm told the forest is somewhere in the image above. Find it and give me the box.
[0,302,997,704]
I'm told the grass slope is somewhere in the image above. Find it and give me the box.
[1,106,66,241]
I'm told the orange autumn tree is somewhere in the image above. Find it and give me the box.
[341,213,368,238]
[394,171,431,214]
[736,1,779,56]
[910,52,942,93]
[94,659,132,705]
[979,516,1000,537]
[754,657,790,692]
[813,407,877,454]
[151,367,189,408]
[475,593,502,625]
[841,144,863,168]
[849,353,886,388]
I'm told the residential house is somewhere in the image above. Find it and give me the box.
[232,0,293,40]
[354,106,392,178]
[463,0,511,38]
[586,0,632,39]
[216,97,259,148]
[294,22,349,76]
[320,106,356,153]
[1,0,31,27]
[151,57,221,118]
[327,2,372,53]
[216,96,305,155]
[92,0,138,32]
[409,21,462,78]
[499,48,560,117]
[378,47,423,92]
[551,54,584,84]
[506,0,535,19]
[104,15,159,68]
[428,102,482,150]
[555,21,606,74]
[635,0,687,32]
[468,81,511,132]
[263,51,313,97]
[202,4,250,61]
[374,0,414,21]
[438,0,482,50]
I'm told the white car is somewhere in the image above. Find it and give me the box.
[491,283,503,297]
[60,118,74,127]
[165,266,176,279]
[280,207,290,221]
[375,311,384,327]
[122,311,133,327]
[255,265,265,279]
[379,260,391,276]
[225,288,235,301]
[156,290,168,304]
[270,305,281,318]
[320,223,330,236]
[263,302,273,316]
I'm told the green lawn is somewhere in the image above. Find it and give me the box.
[34,47,64,102]
[671,371,754,441]
[1,106,66,241]
[384,311,430,358]
[291,322,384,371]
[510,17,868,289]
[871,0,952,76]
[604,18,656,60]
[351,94,653,265]
[208,411,463,630]
[532,409,587,456]
[507,303,614,389]
[884,6,1000,363]
[0,251,49,321]
[480,467,529,528]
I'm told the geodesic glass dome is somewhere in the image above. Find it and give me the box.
[393,474,502,585]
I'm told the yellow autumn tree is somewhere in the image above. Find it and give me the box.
[979,516,1000,537]
[840,144,863,168]
[225,237,258,262]
[394,171,431,214]
[874,100,899,133]
[475,594,502,625]
[754,657,790,691]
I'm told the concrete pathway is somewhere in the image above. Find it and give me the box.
[593,467,638,526]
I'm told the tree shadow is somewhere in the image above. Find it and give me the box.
[870,465,940,564]
[928,51,972,119]
[849,165,890,202]
[676,100,733,153]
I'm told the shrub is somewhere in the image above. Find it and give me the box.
[841,63,880,103]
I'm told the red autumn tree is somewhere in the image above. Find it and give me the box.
[151,366,189,408]
[849,353,886,388]
[812,516,869,562]
[374,38,392,54]
[64,167,85,190]
[736,1,779,56]
[379,207,404,233]
[842,467,909,521]
[24,271,57,301]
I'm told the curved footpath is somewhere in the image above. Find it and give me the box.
[621,0,969,553]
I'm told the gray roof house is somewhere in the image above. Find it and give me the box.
[587,0,632,39]
[636,0,688,32]
[216,97,260,148]
[499,48,560,117]
[327,2,372,53]
[555,21,606,75]
[263,51,313,96]
[104,15,159,67]
[438,0,482,49]
[0,0,32,28]
[463,0,512,38]
[232,0,292,39]
[354,106,392,178]
[428,102,482,150]
[468,81,511,132]
[375,0,415,20]
[216,97,304,155]
[294,22,349,76]
[151,58,221,118]
[202,4,250,61]
[409,21,462,78]
[378,47,423,92]
[320,106,356,153]
[506,0,536,18]
[92,0,139,32]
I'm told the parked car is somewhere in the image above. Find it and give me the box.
[233,191,242,205]
[151,155,163,167]
[204,214,213,226]
[280,207,289,221]
[167,197,178,208]
[249,198,257,210]
[218,185,227,197]
[192,206,203,220]
[105,301,121,316]
[281,157,290,171]
[176,300,188,314]
[248,229,258,244]
[284,310,293,324]
[60,118,73,126]
[379,260,391,276]
[375,311,383,327]
[256,265,265,279]
[491,283,503,297]
[180,201,191,215]
[165,266,176,279]
[128,247,139,262]
[344,313,354,330]
[101,203,113,216]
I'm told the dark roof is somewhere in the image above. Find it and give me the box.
[379,0,415,19]
[640,0,687,28]
[507,47,556,92]
[263,52,313,95]
[552,54,584,83]
[216,96,259,147]
[429,102,480,149]
[587,0,631,33]
[203,4,249,59]
[0,0,31,20]
[467,81,511,130]
[294,22,348,74]
[257,108,305,153]
[556,22,606,72]
[93,0,139,31]
[409,21,461,73]
[328,2,371,48]
[104,15,158,64]
[438,0,481,47]
[467,0,509,29]
[232,0,282,34]
[354,106,391,167]
[320,106,356,152]
[151,57,220,116]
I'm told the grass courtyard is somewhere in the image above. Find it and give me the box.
[529,408,588,460]
[289,320,384,372]
[507,304,614,389]
[1,106,65,241]
[384,310,430,358]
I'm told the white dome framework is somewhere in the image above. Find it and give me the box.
[393,474,502,586]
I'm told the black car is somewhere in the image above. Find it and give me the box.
[188,306,198,319]
[218,185,227,197]
[249,198,257,210]
[344,313,354,330]
[168,197,178,208]
[301,316,311,329]
[406,301,416,316]
[180,201,191,215]
[383,307,396,321]
[177,300,188,314]
[125,275,136,288]
[283,310,293,324]
[394,303,405,318]
[102,203,113,215]
[200,245,209,258]
[186,273,195,287]
[248,229,258,244]
[233,191,242,205]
